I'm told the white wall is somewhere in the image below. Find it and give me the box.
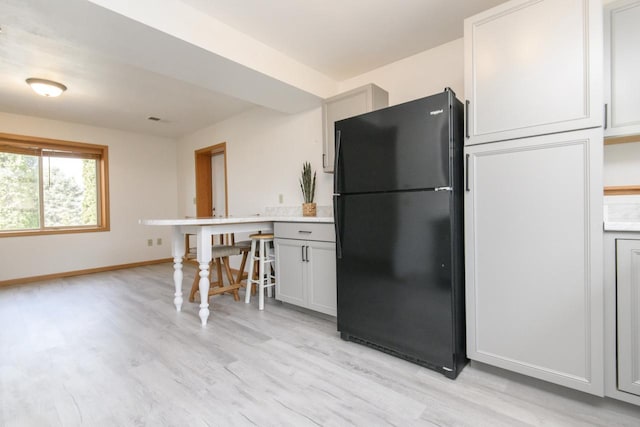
[0,112,178,282]
[178,106,331,218]
[604,141,640,186]
[339,38,465,106]
[176,38,466,216]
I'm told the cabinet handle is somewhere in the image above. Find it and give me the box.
[304,246,309,262]
[465,100,470,139]
[465,154,470,192]
[604,104,608,130]
[298,230,312,234]
[301,245,305,262]
[322,153,326,169]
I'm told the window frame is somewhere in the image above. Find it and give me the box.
[0,132,110,237]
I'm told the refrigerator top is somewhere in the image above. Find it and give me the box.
[334,90,462,195]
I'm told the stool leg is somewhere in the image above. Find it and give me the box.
[252,260,258,295]
[244,239,257,304]
[222,257,240,301]
[265,242,273,298]
[258,238,265,310]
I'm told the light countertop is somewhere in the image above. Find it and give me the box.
[140,215,333,226]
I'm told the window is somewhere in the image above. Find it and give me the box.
[0,133,109,236]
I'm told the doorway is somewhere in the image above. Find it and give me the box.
[195,143,228,217]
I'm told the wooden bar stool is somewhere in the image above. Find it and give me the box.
[184,234,243,302]
[244,233,276,310]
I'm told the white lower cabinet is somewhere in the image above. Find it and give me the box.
[464,128,604,395]
[616,239,640,396]
[274,223,337,316]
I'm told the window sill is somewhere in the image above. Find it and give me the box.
[0,226,110,238]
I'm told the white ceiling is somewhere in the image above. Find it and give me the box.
[180,0,506,81]
[0,0,506,138]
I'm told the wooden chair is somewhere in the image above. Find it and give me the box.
[184,234,242,302]
[219,233,262,298]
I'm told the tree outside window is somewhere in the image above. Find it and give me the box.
[0,133,109,236]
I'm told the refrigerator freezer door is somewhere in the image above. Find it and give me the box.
[336,190,455,368]
[335,92,452,194]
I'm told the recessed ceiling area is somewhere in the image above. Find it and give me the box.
[0,0,508,138]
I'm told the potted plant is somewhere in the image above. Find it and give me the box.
[300,161,317,217]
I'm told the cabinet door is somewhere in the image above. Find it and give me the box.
[617,239,640,396]
[274,238,305,306]
[604,0,640,138]
[306,241,337,316]
[322,84,388,173]
[464,128,604,395]
[464,0,602,145]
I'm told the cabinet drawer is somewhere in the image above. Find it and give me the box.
[274,222,335,242]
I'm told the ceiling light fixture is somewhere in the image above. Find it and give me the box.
[25,78,67,97]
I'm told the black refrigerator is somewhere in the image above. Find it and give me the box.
[333,88,466,379]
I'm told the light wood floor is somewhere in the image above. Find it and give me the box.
[1,264,640,426]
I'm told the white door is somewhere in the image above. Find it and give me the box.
[306,241,337,316]
[464,128,604,395]
[464,0,602,145]
[211,153,226,216]
[617,239,640,396]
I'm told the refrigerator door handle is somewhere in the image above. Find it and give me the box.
[465,154,470,192]
[333,194,343,259]
[465,100,470,139]
[333,130,341,193]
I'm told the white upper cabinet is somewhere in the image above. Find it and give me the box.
[322,84,388,173]
[464,0,603,145]
[604,0,640,139]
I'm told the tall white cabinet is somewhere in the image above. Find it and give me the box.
[465,129,603,395]
[464,0,604,396]
[464,0,603,145]
[604,0,640,138]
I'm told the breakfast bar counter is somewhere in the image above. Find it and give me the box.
[140,215,333,325]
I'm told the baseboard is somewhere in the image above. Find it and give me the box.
[0,258,173,288]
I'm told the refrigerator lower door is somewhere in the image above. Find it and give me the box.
[336,190,455,371]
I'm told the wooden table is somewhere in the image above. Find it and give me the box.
[140,216,274,326]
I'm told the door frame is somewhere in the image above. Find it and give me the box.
[195,142,228,217]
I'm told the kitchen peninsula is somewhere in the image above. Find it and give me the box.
[140,215,334,326]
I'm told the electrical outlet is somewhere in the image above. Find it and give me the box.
[279,194,283,204]
[147,239,153,247]
[157,238,162,245]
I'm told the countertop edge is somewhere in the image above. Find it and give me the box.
[140,216,334,225]
[604,222,640,232]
